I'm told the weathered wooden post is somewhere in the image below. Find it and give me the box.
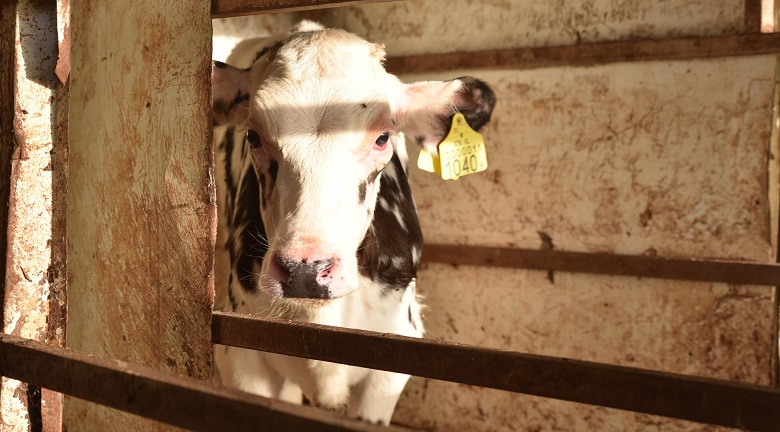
[63,0,215,429]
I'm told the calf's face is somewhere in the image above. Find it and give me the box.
[213,29,495,300]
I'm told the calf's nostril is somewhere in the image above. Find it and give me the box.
[276,255,335,280]
[273,254,292,281]
[316,258,335,279]
[315,258,334,271]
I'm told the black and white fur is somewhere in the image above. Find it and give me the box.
[212,22,495,424]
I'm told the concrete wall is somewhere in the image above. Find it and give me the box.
[212,1,778,430]
[324,1,778,430]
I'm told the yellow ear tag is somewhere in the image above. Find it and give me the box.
[416,113,488,180]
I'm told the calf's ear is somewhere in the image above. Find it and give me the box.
[393,77,497,153]
[211,61,252,127]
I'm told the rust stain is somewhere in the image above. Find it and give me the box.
[63,0,215,428]
[639,207,652,227]
[294,1,780,430]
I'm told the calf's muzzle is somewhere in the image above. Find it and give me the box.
[273,254,336,298]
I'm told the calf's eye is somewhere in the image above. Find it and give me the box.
[246,130,262,149]
[375,132,390,148]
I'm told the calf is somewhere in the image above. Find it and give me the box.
[212,22,496,424]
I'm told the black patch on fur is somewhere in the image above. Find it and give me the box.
[227,277,239,311]
[358,169,380,205]
[366,169,381,185]
[253,47,270,63]
[357,153,423,292]
[229,90,250,112]
[223,127,236,193]
[268,159,279,184]
[258,173,267,209]
[213,99,228,119]
[223,127,291,294]
[216,39,283,296]
[450,76,497,131]
[358,181,367,205]
[266,159,279,203]
[214,60,229,69]
[408,305,417,331]
[213,91,249,125]
[222,127,237,227]
[217,128,228,151]
[226,155,268,293]
[417,77,497,146]
[252,42,282,64]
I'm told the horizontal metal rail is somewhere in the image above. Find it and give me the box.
[385,32,780,73]
[422,244,780,286]
[213,311,780,431]
[0,333,412,432]
[212,0,395,17]
[211,3,780,69]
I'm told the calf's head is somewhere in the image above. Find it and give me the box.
[213,28,496,300]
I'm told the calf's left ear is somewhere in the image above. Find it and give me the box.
[394,76,497,153]
[211,61,253,127]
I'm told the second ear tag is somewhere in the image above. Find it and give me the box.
[416,113,488,180]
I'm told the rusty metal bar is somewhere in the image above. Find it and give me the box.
[421,244,780,286]
[385,32,780,74]
[212,311,780,431]
[0,333,413,432]
[0,0,15,332]
[212,0,395,18]
[745,0,764,32]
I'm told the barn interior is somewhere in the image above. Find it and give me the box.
[209,2,780,430]
[1,0,779,431]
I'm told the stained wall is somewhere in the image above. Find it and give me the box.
[212,1,779,430]
[324,1,779,430]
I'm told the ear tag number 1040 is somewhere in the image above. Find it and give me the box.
[417,113,488,180]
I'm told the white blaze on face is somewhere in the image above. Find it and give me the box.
[247,30,395,298]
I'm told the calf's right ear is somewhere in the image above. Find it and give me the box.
[212,61,252,127]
